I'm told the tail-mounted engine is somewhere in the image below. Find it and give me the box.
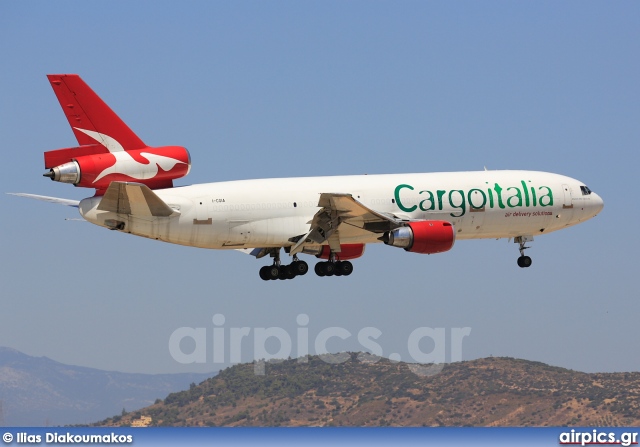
[382,221,455,254]
[43,144,191,192]
[41,74,192,194]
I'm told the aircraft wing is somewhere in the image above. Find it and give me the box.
[290,193,406,255]
[97,181,179,218]
[7,193,80,208]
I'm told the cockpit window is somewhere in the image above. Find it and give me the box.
[580,186,592,196]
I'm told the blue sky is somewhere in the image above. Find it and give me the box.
[0,1,638,375]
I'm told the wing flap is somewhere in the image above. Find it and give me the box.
[290,193,405,255]
[318,193,401,230]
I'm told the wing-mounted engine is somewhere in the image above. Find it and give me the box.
[43,144,191,192]
[382,221,455,254]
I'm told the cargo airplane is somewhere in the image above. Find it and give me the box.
[10,75,604,280]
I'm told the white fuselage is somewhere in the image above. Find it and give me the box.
[78,170,603,251]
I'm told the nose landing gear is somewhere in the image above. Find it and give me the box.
[515,236,533,268]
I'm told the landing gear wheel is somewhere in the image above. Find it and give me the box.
[334,261,344,276]
[338,260,353,276]
[517,255,532,268]
[267,265,281,280]
[292,260,309,276]
[284,264,297,280]
[278,265,291,280]
[323,262,335,276]
[259,266,271,281]
[314,262,326,277]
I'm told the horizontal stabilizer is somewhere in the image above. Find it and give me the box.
[7,193,80,208]
[44,144,106,170]
[97,182,178,218]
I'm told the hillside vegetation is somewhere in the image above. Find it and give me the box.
[96,353,640,427]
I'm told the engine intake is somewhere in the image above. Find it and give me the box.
[382,221,455,254]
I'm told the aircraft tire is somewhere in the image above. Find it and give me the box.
[517,256,532,268]
[340,260,354,276]
[292,260,309,276]
[324,262,335,277]
[267,265,281,280]
[284,265,297,279]
[259,266,271,281]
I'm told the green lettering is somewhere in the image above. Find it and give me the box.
[486,182,494,208]
[394,184,417,212]
[436,190,446,210]
[506,186,523,208]
[521,181,530,207]
[468,189,487,209]
[419,190,436,211]
[530,186,537,206]
[538,186,553,207]
[494,183,506,209]
[448,190,466,217]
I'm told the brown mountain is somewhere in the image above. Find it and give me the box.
[95,353,640,427]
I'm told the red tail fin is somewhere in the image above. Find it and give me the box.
[47,74,146,151]
[43,75,191,193]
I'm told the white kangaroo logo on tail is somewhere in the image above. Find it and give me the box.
[74,128,186,183]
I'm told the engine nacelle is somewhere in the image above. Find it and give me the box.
[382,221,455,254]
[44,145,191,192]
[303,244,366,260]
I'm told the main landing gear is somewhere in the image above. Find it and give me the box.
[314,260,354,277]
[259,254,309,281]
[314,251,354,277]
[515,236,533,268]
[258,248,356,280]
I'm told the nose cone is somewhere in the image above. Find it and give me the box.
[590,192,604,216]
